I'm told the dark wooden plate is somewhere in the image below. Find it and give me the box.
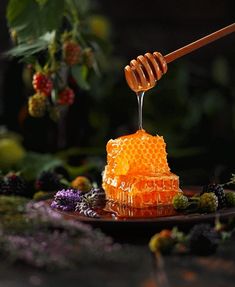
[45,187,235,242]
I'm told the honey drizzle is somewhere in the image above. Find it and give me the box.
[136,91,145,130]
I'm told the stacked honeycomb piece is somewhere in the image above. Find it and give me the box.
[102,130,180,208]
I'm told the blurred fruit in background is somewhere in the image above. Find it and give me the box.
[88,15,111,39]
[0,128,25,169]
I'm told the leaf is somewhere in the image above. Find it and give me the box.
[7,0,64,43]
[5,31,56,59]
[35,0,48,7]
[18,152,63,181]
[65,163,96,179]
[66,0,90,16]
[71,65,90,90]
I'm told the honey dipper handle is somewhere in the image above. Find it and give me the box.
[164,23,235,63]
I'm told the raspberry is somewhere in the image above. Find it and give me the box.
[71,176,92,193]
[200,193,218,213]
[57,87,75,105]
[63,41,81,66]
[28,93,47,117]
[35,171,63,191]
[32,72,53,95]
[202,184,226,209]
[149,229,174,254]
[225,192,235,207]
[172,194,189,210]
[4,173,27,197]
[189,224,220,255]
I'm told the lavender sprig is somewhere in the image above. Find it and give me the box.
[51,189,81,211]
[77,201,99,218]
[75,188,106,218]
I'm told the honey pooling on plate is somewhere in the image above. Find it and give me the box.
[102,130,181,208]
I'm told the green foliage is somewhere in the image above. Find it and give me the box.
[6,31,56,60]
[5,0,113,121]
[7,0,64,43]
[18,152,63,181]
[0,195,28,216]
[33,191,54,201]
[71,64,90,90]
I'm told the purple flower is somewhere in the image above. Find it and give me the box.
[51,189,81,211]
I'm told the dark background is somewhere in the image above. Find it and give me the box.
[0,0,235,185]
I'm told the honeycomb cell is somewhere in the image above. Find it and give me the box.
[102,130,180,208]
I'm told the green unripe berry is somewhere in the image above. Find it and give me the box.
[225,192,235,207]
[172,194,189,210]
[200,193,218,213]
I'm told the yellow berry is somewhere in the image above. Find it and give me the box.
[71,176,92,193]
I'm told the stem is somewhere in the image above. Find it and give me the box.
[67,0,80,39]
[48,35,58,73]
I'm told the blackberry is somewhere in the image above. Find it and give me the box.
[200,193,218,213]
[172,194,189,210]
[189,224,220,255]
[4,173,27,197]
[35,171,63,191]
[53,166,70,180]
[225,192,235,207]
[0,177,7,194]
[202,184,226,209]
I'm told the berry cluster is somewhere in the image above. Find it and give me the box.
[149,224,221,256]
[29,70,76,118]
[27,37,95,120]
[0,172,27,197]
[173,184,235,213]
[202,184,226,208]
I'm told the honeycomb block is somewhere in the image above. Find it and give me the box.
[106,130,170,176]
[102,130,180,208]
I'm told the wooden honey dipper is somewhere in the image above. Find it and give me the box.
[125,23,235,92]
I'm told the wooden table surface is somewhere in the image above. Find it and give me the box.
[1,235,235,287]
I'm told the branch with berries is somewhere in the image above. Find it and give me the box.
[172,176,235,214]
[149,220,235,257]
[5,0,110,120]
